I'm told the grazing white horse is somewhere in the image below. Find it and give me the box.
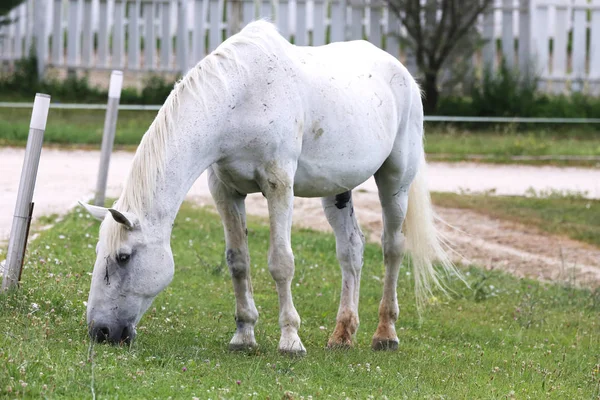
[81,20,459,355]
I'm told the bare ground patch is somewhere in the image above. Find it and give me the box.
[190,189,600,288]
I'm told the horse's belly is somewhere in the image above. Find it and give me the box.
[293,138,390,197]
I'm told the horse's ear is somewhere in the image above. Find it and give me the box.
[108,209,139,230]
[79,201,108,222]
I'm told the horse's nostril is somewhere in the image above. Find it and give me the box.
[91,326,110,343]
[120,325,132,344]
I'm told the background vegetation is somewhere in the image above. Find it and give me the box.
[1,54,599,120]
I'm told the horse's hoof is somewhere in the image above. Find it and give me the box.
[279,347,307,357]
[326,338,353,350]
[371,338,399,351]
[278,337,306,357]
[229,342,258,352]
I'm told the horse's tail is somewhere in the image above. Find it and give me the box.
[404,157,465,310]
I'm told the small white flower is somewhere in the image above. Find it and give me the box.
[58,235,65,239]
[83,301,88,307]
[31,303,39,310]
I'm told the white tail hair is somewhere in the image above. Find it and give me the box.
[404,158,466,310]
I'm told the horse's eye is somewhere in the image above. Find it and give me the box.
[117,253,131,264]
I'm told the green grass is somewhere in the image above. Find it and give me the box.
[2,203,600,398]
[1,108,600,165]
[425,126,600,166]
[432,190,600,248]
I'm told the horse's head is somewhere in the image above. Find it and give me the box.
[80,202,174,345]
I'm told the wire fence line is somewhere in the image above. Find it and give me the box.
[2,102,600,124]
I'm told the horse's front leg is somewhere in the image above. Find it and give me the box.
[262,163,306,356]
[208,169,259,350]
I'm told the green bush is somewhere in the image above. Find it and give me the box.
[434,62,600,123]
[0,53,176,105]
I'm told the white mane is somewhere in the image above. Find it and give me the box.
[101,20,282,254]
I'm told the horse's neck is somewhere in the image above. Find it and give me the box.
[143,99,224,229]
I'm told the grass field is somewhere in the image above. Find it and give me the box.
[432,191,600,248]
[2,203,600,398]
[1,108,599,165]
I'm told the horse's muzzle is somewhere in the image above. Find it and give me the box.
[89,322,136,345]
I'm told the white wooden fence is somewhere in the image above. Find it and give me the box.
[0,0,599,94]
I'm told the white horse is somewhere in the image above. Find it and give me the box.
[81,20,459,355]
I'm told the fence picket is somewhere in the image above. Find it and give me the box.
[501,0,514,68]
[295,0,307,45]
[24,0,33,55]
[261,0,272,18]
[518,0,531,73]
[82,0,94,66]
[208,0,221,52]
[160,0,172,69]
[278,0,289,39]
[34,0,48,76]
[571,0,587,92]
[368,3,382,48]
[482,6,495,71]
[98,0,109,67]
[349,1,362,40]
[591,0,600,94]
[242,0,255,27]
[384,6,399,59]
[551,0,569,93]
[312,0,325,45]
[67,0,80,68]
[128,1,140,69]
[177,0,190,72]
[143,2,155,69]
[330,0,345,42]
[533,2,549,84]
[194,0,208,63]
[113,0,125,68]
[51,0,62,64]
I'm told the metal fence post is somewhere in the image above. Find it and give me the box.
[94,70,123,207]
[2,93,51,291]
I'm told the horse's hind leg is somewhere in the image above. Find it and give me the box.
[208,168,259,350]
[371,160,413,351]
[322,191,365,348]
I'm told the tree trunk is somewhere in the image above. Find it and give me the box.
[422,72,439,114]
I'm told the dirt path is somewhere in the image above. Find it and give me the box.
[2,148,600,286]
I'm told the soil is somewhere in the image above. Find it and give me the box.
[2,147,600,287]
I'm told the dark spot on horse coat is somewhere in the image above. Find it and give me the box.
[226,249,247,279]
[335,191,352,210]
[226,249,237,265]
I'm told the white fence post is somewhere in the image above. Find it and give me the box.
[2,94,51,291]
[94,71,123,207]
